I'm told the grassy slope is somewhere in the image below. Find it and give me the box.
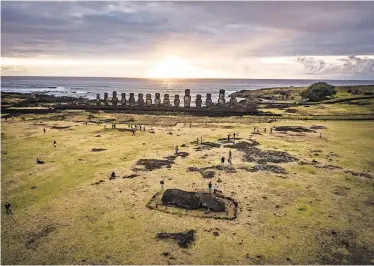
[1,112,374,264]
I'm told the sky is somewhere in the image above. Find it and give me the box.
[1,1,374,79]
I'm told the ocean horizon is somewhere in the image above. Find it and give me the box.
[2,76,374,104]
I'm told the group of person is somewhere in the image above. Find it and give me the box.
[253,126,273,134]
[208,181,218,194]
[221,150,233,167]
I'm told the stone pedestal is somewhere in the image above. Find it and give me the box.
[112,91,118,106]
[163,94,170,106]
[218,89,226,107]
[155,93,161,107]
[184,89,191,107]
[229,95,237,107]
[96,94,101,105]
[104,92,109,105]
[146,94,152,106]
[138,93,145,106]
[174,95,180,107]
[206,93,213,107]
[129,93,136,106]
[121,93,126,105]
[196,94,202,108]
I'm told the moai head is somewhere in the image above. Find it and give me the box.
[174,94,180,107]
[218,89,226,107]
[196,94,202,108]
[104,92,109,105]
[96,94,101,105]
[155,93,161,107]
[112,91,118,106]
[121,93,126,105]
[164,94,170,106]
[129,93,136,105]
[206,93,213,107]
[184,89,191,107]
[138,93,145,106]
[146,94,152,106]
[229,95,237,107]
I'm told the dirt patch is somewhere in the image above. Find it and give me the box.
[91,148,107,152]
[228,141,299,164]
[134,159,174,171]
[344,170,373,179]
[123,174,138,179]
[156,230,196,248]
[240,164,287,174]
[25,225,56,250]
[316,229,374,264]
[274,126,315,132]
[49,126,71,130]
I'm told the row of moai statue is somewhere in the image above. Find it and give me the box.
[96,89,237,107]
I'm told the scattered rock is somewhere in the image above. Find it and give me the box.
[316,165,343,170]
[217,178,222,183]
[274,126,315,132]
[50,126,71,130]
[344,170,373,179]
[162,252,170,257]
[242,164,287,174]
[181,144,187,147]
[213,231,219,236]
[30,186,37,189]
[95,135,101,137]
[167,132,173,135]
[161,189,226,212]
[156,230,196,248]
[134,159,174,171]
[310,125,327,130]
[91,148,107,152]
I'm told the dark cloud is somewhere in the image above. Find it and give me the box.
[1,1,374,59]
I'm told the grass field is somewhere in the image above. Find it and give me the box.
[1,111,374,264]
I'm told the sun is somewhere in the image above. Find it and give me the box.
[147,58,190,79]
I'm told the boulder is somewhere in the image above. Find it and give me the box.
[199,193,226,212]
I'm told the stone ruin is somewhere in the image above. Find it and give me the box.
[218,89,226,107]
[184,89,191,107]
[174,95,180,107]
[96,94,101,105]
[196,94,202,108]
[229,94,237,107]
[164,94,170,106]
[155,93,161,107]
[104,92,109,105]
[146,94,152,107]
[89,89,249,110]
[121,93,126,106]
[206,93,213,107]
[112,91,118,106]
[138,93,145,106]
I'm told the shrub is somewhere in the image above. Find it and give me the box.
[300,82,336,102]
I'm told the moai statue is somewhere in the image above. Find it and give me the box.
[206,93,213,107]
[196,94,202,108]
[112,91,118,106]
[218,89,226,107]
[229,95,237,107]
[174,95,180,107]
[96,94,101,105]
[129,93,136,106]
[184,89,191,107]
[121,93,126,105]
[155,93,161,107]
[164,94,170,106]
[104,92,109,105]
[138,93,145,106]
[146,94,152,107]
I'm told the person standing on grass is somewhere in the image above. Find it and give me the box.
[160,180,165,190]
[233,133,236,140]
[221,156,225,166]
[270,128,273,134]
[208,181,212,193]
[53,140,56,148]
[43,128,46,134]
[229,150,232,161]
[175,145,179,155]
[5,202,12,215]
[213,183,218,194]
[227,134,231,141]
[319,132,322,138]
[200,137,203,144]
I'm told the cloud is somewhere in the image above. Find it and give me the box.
[297,56,374,78]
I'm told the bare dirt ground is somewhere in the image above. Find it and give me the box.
[1,111,374,264]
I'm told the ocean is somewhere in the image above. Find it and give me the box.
[1,76,373,104]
